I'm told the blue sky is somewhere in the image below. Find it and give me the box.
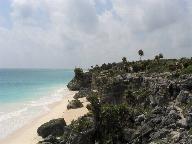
[0,0,191,68]
[0,0,12,28]
[0,0,112,29]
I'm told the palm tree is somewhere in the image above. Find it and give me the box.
[138,49,144,60]
[159,53,163,59]
[155,55,159,61]
[122,57,127,63]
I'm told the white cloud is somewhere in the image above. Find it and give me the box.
[0,0,191,68]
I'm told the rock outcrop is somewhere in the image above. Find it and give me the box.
[37,118,66,138]
[67,99,83,110]
[38,58,192,144]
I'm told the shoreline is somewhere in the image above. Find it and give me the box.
[0,90,89,144]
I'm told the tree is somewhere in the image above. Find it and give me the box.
[122,57,127,63]
[159,53,163,59]
[155,53,163,64]
[155,55,159,61]
[138,49,144,60]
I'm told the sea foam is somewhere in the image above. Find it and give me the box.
[0,86,70,139]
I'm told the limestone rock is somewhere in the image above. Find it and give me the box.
[37,118,66,138]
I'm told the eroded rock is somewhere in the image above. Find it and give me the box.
[37,118,66,138]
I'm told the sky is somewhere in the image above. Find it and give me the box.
[0,0,192,68]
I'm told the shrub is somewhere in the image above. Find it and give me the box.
[69,116,94,133]
[168,64,177,71]
[74,68,84,80]
[98,104,133,143]
[86,103,92,111]
[182,65,192,74]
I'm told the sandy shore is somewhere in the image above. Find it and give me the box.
[0,90,89,144]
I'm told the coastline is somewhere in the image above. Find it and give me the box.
[0,90,89,144]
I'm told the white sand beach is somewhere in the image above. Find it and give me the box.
[0,90,89,144]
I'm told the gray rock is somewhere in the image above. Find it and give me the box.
[177,90,191,104]
[150,128,169,141]
[37,142,53,144]
[73,89,90,99]
[162,116,177,127]
[180,77,192,91]
[37,118,66,138]
[152,106,165,114]
[169,109,181,120]
[135,114,145,123]
[38,135,59,144]
[67,99,83,110]
[67,79,81,91]
[186,109,192,127]
[151,117,162,125]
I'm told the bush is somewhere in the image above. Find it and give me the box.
[182,65,192,74]
[74,68,84,80]
[98,104,133,143]
[69,116,94,133]
[86,103,92,111]
[168,64,177,71]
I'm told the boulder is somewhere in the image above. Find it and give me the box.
[67,99,83,110]
[37,118,66,138]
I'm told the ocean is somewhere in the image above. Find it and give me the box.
[0,69,74,139]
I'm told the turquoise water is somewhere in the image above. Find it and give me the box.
[0,69,74,139]
[0,69,73,103]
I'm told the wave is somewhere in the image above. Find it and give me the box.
[0,86,70,139]
[0,107,28,122]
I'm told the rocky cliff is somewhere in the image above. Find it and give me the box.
[38,58,192,144]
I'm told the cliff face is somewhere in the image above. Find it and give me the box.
[38,58,192,144]
[67,71,92,91]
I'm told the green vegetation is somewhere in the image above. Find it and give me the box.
[122,57,127,64]
[74,68,84,80]
[182,65,192,74]
[45,54,192,144]
[70,116,93,133]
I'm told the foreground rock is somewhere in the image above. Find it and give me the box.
[37,118,66,138]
